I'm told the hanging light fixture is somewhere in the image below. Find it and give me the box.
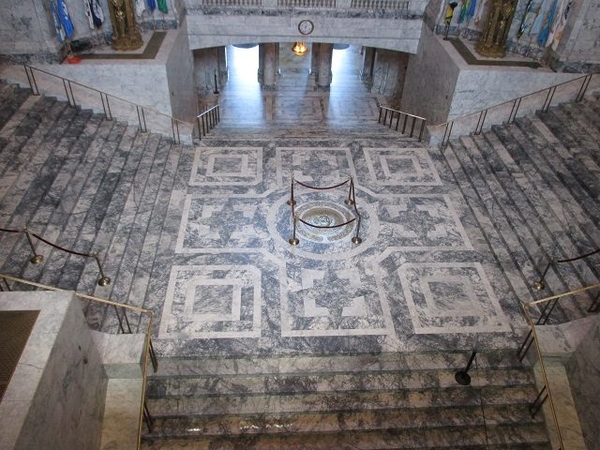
[291,41,309,57]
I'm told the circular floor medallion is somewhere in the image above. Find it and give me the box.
[295,201,356,243]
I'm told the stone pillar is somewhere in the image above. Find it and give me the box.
[360,46,376,87]
[259,43,278,89]
[316,43,333,90]
[216,46,228,83]
[310,43,319,76]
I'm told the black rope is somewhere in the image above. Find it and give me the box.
[30,232,92,258]
[297,216,356,229]
[294,178,350,190]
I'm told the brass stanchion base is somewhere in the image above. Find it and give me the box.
[30,255,44,264]
[287,199,296,206]
[344,199,354,205]
[533,281,545,291]
[98,276,111,287]
[289,238,299,246]
[351,236,362,245]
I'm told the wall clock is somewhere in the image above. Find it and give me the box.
[298,19,314,35]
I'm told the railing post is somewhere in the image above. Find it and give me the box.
[588,290,600,313]
[24,65,40,95]
[100,92,113,121]
[442,121,454,148]
[576,74,592,102]
[474,109,488,135]
[378,107,383,123]
[517,328,534,361]
[508,97,522,124]
[542,86,557,113]
[529,385,548,417]
[418,119,425,142]
[63,79,76,107]
[136,106,148,133]
[455,350,477,385]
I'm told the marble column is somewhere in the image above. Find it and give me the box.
[316,43,333,90]
[360,46,376,88]
[259,43,279,90]
[217,46,228,84]
[310,43,319,76]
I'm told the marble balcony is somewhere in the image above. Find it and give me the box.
[0,43,599,449]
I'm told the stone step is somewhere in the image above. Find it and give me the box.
[152,351,526,378]
[147,367,533,399]
[146,403,544,439]
[147,383,538,417]
[0,82,32,131]
[489,124,600,297]
[141,422,550,449]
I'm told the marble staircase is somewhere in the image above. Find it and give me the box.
[142,351,550,450]
[443,96,600,324]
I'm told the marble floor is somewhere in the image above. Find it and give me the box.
[151,43,527,359]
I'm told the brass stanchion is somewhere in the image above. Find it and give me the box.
[24,229,44,264]
[93,252,111,287]
[289,215,299,246]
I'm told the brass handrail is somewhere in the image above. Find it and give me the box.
[519,301,565,449]
[22,64,194,144]
[378,105,427,141]
[434,72,599,147]
[0,273,157,450]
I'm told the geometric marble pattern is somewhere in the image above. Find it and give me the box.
[399,262,510,334]
[163,135,509,350]
[159,265,261,339]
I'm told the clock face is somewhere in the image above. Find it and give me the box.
[298,19,314,36]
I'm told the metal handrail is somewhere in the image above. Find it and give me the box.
[196,104,221,140]
[519,303,564,450]
[378,105,427,141]
[22,64,194,144]
[0,273,157,450]
[434,72,599,148]
[516,285,600,449]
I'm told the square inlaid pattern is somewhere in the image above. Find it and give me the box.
[398,262,510,334]
[363,148,442,185]
[189,147,263,186]
[158,265,261,339]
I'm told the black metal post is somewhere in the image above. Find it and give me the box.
[455,350,477,385]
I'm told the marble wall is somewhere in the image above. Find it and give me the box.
[0,0,57,60]
[401,27,460,124]
[164,22,198,122]
[185,13,424,54]
[0,291,107,450]
[372,49,410,105]
[566,318,600,450]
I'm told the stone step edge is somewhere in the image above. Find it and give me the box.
[141,421,550,445]
[151,352,527,377]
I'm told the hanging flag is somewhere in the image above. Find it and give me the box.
[50,0,66,42]
[90,0,104,28]
[538,0,558,47]
[147,0,156,12]
[135,0,146,17]
[458,0,469,24]
[467,0,477,19]
[157,0,168,13]
[57,0,75,39]
[550,0,571,49]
